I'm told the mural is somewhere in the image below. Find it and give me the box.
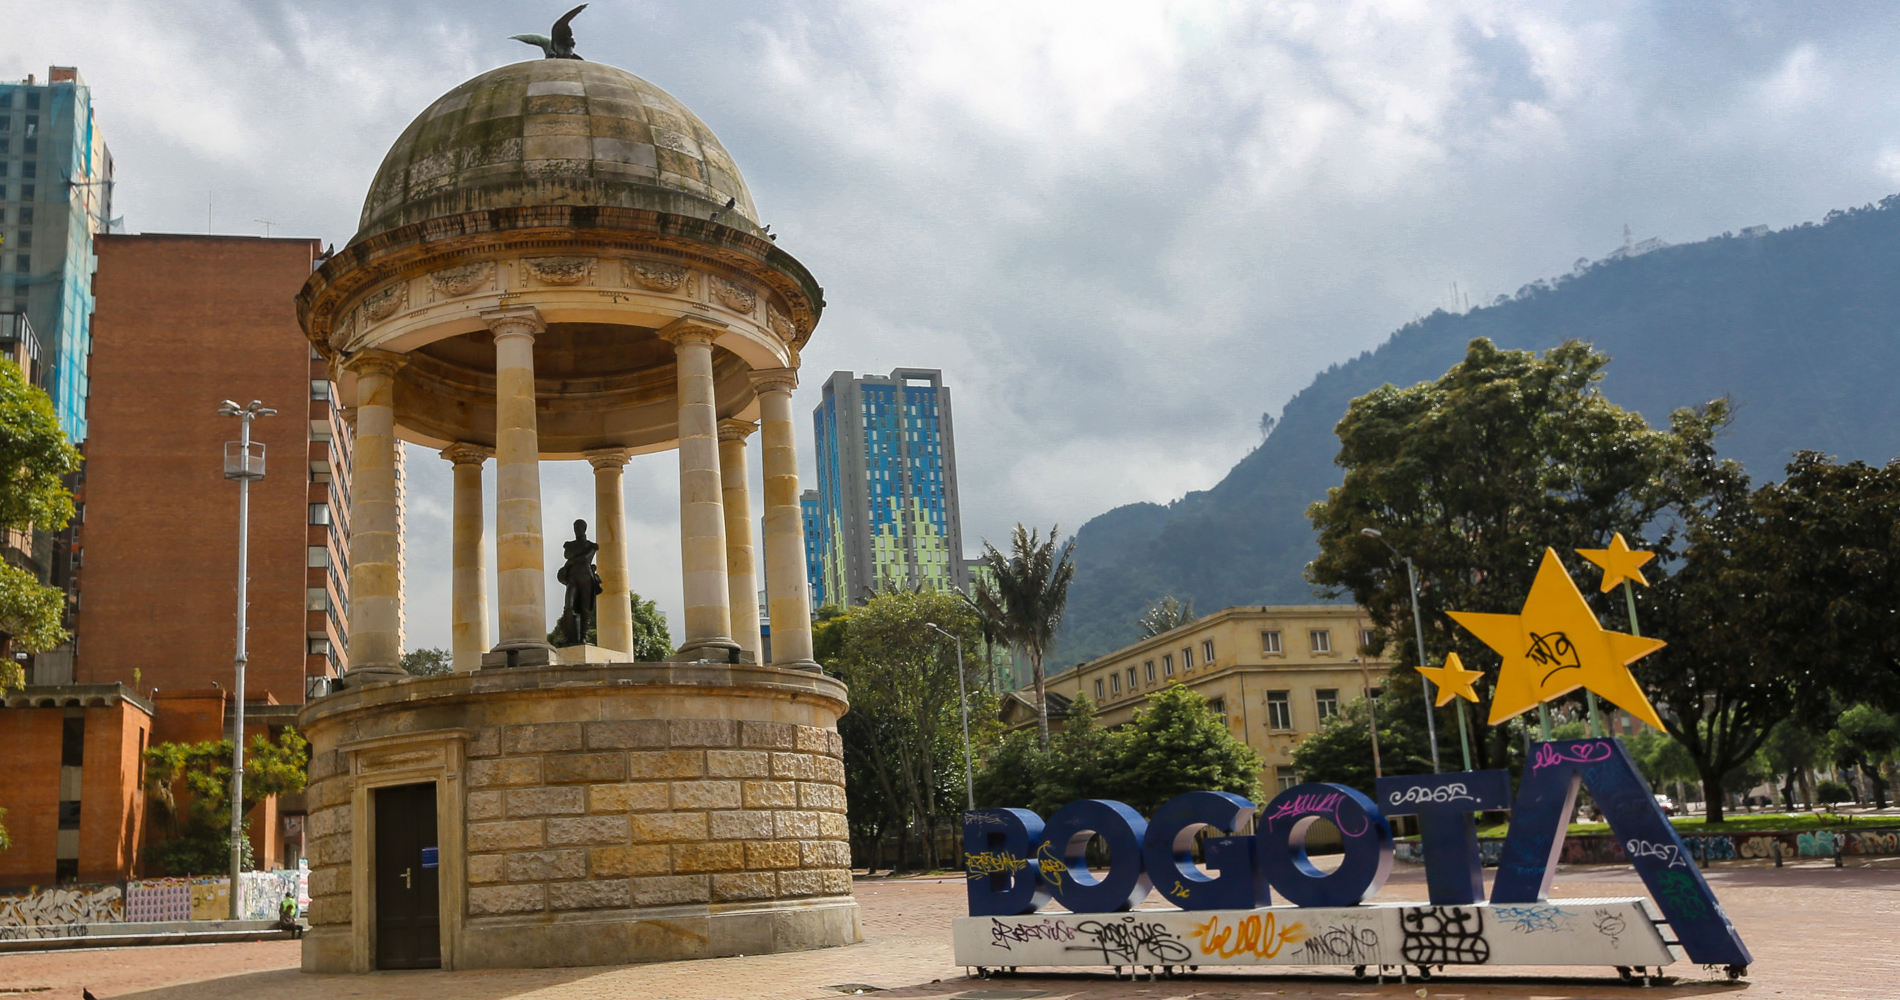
[1395,827,1900,866]
[0,883,123,936]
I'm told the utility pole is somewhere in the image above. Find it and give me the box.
[1363,528,1442,773]
[925,622,975,811]
[220,399,275,918]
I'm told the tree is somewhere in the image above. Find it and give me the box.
[1115,685,1262,814]
[401,647,452,676]
[973,695,1127,816]
[1760,719,1825,809]
[829,591,986,871]
[143,729,309,875]
[1829,704,1900,809]
[0,563,65,688]
[547,592,674,659]
[971,524,1076,747]
[1308,339,1704,773]
[0,358,81,672]
[1136,595,1195,639]
[1289,693,1442,795]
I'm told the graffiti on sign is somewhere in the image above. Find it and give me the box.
[966,851,1028,879]
[1294,920,1380,965]
[1593,908,1627,946]
[1400,907,1491,965]
[988,917,1077,951]
[1493,905,1574,933]
[1189,912,1306,959]
[1624,838,1689,869]
[1067,916,1193,965]
[0,884,124,928]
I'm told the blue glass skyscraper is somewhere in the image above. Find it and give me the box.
[803,369,966,607]
[1,66,112,442]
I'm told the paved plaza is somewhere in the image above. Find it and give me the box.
[3,858,1894,1000]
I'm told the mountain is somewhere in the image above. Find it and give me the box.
[1058,197,1900,664]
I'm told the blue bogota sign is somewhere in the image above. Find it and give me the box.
[961,739,1750,971]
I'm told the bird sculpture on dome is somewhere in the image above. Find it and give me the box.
[511,4,589,60]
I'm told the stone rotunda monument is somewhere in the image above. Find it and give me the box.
[293,50,856,972]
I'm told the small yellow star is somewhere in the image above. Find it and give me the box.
[1448,548,1667,730]
[1576,532,1655,593]
[1416,652,1485,707]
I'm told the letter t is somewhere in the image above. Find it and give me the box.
[1375,771,1513,906]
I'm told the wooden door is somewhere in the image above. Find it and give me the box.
[373,782,441,969]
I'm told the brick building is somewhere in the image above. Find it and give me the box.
[0,234,351,884]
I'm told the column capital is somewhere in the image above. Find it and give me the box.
[481,305,546,341]
[717,419,758,443]
[584,446,635,471]
[655,315,726,346]
[749,367,799,395]
[344,348,407,379]
[439,442,494,466]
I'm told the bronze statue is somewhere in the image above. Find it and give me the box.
[556,518,602,645]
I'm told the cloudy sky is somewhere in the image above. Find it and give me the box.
[14,2,1900,652]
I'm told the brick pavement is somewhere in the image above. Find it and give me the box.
[2,858,1894,1000]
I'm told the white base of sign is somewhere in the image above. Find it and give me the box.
[955,898,1673,971]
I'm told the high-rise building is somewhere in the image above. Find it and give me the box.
[0,66,113,443]
[76,234,351,700]
[804,368,966,606]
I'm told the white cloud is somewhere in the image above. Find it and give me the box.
[13,2,1900,650]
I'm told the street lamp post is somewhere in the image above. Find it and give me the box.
[1353,655,1382,779]
[925,622,975,811]
[219,399,275,919]
[1362,528,1442,773]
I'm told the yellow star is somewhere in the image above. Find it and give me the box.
[1447,548,1668,730]
[1417,652,1485,707]
[1576,532,1655,593]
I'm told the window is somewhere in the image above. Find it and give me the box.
[16,207,28,225]
[1095,678,1105,700]
[1276,769,1300,792]
[1208,697,1225,719]
[1202,639,1215,663]
[14,254,27,273]
[20,162,33,179]
[309,503,331,526]
[1267,691,1292,730]
[307,546,329,568]
[1261,630,1282,654]
[14,230,27,247]
[1309,629,1332,653]
[1144,660,1155,683]
[306,587,329,611]
[1316,688,1339,720]
[1360,629,1375,651]
[1162,653,1174,676]
[1182,646,1194,669]
[1126,666,1138,690]
[310,379,331,400]
[1110,673,1122,694]
[308,637,330,656]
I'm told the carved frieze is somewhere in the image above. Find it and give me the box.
[710,275,757,314]
[524,256,597,285]
[766,306,795,341]
[626,261,691,292]
[361,282,407,322]
[429,261,493,298]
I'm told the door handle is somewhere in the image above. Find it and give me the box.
[402,868,412,889]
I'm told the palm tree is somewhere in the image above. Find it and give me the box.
[1136,595,1195,638]
[971,524,1076,748]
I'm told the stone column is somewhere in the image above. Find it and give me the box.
[441,443,492,672]
[342,350,407,683]
[718,419,762,663]
[660,323,739,661]
[585,448,635,656]
[752,368,820,671]
[484,306,552,666]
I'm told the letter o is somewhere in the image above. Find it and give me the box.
[1034,799,1152,913]
[1256,783,1393,907]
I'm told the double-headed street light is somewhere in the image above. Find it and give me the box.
[1361,527,1444,773]
[220,398,275,918]
[924,622,976,812]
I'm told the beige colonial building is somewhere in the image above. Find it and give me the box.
[1016,606,1390,792]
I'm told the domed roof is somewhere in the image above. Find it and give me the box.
[353,59,761,245]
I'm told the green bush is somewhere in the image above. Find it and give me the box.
[1814,779,1853,808]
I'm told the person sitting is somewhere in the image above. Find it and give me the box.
[278,894,303,939]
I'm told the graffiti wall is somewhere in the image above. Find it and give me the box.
[0,884,124,938]
[956,899,1672,970]
[1396,827,1900,866]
